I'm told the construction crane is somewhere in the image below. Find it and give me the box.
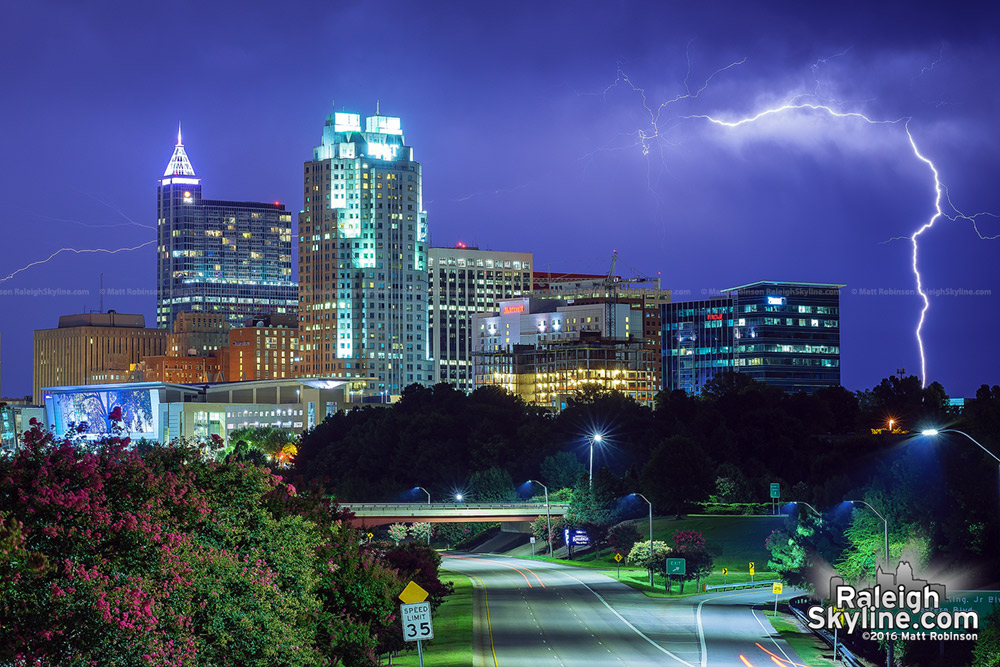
[603,251,660,340]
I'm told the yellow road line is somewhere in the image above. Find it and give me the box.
[470,574,499,667]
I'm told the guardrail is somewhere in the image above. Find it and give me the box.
[343,502,572,511]
[704,579,779,592]
[788,596,867,667]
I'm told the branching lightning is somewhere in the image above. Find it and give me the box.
[0,240,156,284]
[595,58,998,386]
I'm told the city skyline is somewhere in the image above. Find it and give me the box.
[2,2,999,399]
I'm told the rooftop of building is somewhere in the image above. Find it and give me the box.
[721,280,846,292]
[55,311,149,329]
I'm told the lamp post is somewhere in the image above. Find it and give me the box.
[922,428,1000,540]
[632,493,654,588]
[849,499,891,667]
[415,487,431,545]
[790,501,822,519]
[589,433,604,491]
[528,479,552,557]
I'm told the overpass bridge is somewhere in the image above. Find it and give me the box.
[341,502,570,528]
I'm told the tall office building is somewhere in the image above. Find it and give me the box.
[157,127,297,330]
[428,246,532,392]
[662,280,842,394]
[297,106,429,399]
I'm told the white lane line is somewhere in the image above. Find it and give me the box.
[551,569,697,667]
[751,607,796,665]
[696,598,709,667]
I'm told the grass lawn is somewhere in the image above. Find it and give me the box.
[767,611,841,665]
[388,572,474,666]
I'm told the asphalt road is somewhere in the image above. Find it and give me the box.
[442,554,808,667]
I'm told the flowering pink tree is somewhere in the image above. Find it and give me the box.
[0,419,409,666]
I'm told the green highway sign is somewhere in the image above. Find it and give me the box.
[770,483,780,499]
[666,558,686,575]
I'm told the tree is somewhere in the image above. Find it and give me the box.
[387,522,409,545]
[626,540,671,580]
[640,436,714,517]
[409,522,431,544]
[539,451,585,489]
[972,604,1000,666]
[469,467,517,502]
[607,521,643,556]
[671,529,713,592]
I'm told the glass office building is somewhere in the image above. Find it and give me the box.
[662,281,842,394]
[156,128,297,330]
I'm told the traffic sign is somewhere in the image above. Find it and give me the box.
[614,553,623,563]
[772,582,783,594]
[401,601,434,642]
[722,568,728,575]
[530,536,536,544]
[769,483,780,499]
[399,580,430,604]
[666,558,686,575]
[367,532,374,540]
[749,562,755,576]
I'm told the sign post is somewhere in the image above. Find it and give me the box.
[614,552,623,579]
[367,532,374,543]
[749,561,755,583]
[772,582,783,615]
[722,567,728,585]
[399,581,433,667]
[769,483,780,516]
[666,558,686,592]
[530,536,536,557]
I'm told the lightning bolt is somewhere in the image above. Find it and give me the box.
[595,62,998,387]
[0,240,156,284]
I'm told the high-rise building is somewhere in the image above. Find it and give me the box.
[33,312,167,403]
[662,280,843,395]
[428,246,532,392]
[157,127,297,330]
[297,106,429,399]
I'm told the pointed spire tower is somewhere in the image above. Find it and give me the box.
[163,123,197,177]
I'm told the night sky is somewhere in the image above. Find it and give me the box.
[2,1,998,399]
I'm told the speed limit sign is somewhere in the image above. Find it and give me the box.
[401,601,434,641]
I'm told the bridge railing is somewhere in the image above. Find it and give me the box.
[343,502,571,511]
[703,579,779,592]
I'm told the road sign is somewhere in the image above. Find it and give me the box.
[367,532,374,540]
[666,558,686,575]
[772,582,783,594]
[401,601,434,642]
[530,536,536,543]
[749,562,755,576]
[722,568,728,575]
[769,483,780,499]
[614,553,623,563]
[399,580,430,604]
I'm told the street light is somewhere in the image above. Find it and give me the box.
[455,493,463,502]
[527,479,552,557]
[588,433,604,491]
[415,487,431,545]
[921,428,1000,541]
[630,493,655,588]
[790,501,822,519]
[848,499,891,667]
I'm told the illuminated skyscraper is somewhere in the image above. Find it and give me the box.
[297,107,429,398]
[156,127,297,330]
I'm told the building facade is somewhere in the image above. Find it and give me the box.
[662,281,843,395]
[167,311,230,357]
[297,107,430,399]
[428,246,532,392]
[156,128,297,330]
[228,314,299,381]
[33,312,167,403]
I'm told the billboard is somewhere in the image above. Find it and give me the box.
[49,388,158,440]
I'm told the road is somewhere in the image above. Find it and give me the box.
[442,554,808,667]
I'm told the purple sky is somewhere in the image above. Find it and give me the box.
[2,1,998,398]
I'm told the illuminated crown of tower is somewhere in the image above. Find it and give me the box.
[163,123,196,177]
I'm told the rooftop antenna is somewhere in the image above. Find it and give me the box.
[177,122,182,145]
[376,99,380,114]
